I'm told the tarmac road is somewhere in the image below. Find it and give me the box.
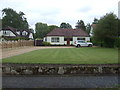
[2,75,119,88]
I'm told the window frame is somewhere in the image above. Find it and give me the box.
[51,37,59,42]
[77,37,85,40]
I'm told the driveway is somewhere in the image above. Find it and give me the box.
[2,46,74,59]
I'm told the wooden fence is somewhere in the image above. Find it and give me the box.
[0,40,34,49]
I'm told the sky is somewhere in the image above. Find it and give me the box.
[0,0,119,29]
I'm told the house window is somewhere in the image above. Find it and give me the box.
[3,31,10,35]
[3,31,7,35]
[51,37,59,42]
[45,38,47,41]
[77,38,85,40]
[64,38,67,41]
[22,31,28,35]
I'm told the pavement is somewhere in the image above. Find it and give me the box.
[2,75,119,88]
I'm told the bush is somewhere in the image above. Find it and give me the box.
[3,36,29,41]
[114,38,120,48]
[42,41,51,46]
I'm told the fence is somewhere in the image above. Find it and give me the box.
[0,40,34,49]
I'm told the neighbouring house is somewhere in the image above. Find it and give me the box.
[0,26,33,40]
[43,28,90,45]
[90,24,97,37]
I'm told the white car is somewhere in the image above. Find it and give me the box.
[74,40,93,47]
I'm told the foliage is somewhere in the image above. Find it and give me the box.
[35,22,49,39]
[75,20,86,31]
[114,38,120,48]
[3,47,118,64]
[3,36,29,41]
[118,18,120,36]
[60,22,72,29]
[92,18,99,24]
[92,13,118,48]
[48,25,59,31]
[42,41,51,46]
[2,8,29,29]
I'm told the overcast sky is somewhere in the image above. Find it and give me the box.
[0,0,119,29]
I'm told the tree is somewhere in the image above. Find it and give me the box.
[118,18,120,37]
[48,25,59,31]
[75,20,86,31]
[86,23,91,34]
[93,13,118,48]
[2,8,29,29]
[60,22,72,29]
[35,22,49,39]
[92,18,98,24]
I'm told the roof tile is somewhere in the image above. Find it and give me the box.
[47,28,89,37]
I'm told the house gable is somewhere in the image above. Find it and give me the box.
[1,26,33,39]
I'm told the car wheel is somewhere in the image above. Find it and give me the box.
[77,44,81,47]
[88,44,92,47]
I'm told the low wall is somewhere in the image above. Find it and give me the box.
[2,64,120,75]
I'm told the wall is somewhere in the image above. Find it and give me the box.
[0,30,16,37]
[29,33,33,39]
[2,64,119,75]
[46,36,65,45]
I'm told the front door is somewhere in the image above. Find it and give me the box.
[67,38,70,46]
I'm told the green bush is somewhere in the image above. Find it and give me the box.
[114,38,120,48]
[42,41,51,46]
[3,37,29,41]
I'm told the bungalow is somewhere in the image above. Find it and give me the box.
[0,26,33,39]
[44,28,90,45]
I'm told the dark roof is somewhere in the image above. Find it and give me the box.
[2,26,33,33]
[2,26,18,36]
[1,26,33,38]
[46,28,89,37]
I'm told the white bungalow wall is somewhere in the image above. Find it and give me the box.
[44,36,90,45]
[0,30,16,37]
[45,36,65,45]
[29,33,33,39]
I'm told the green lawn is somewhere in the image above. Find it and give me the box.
[2,47,118,64]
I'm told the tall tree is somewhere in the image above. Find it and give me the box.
[75,20,86,31]
[2,8,29,29]
[60,22,72,29]
[35,22,49,39]
[92,18,98,24]
[93,13,118,47]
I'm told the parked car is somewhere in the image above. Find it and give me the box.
[74,40,93,47]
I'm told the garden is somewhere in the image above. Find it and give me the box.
[2,47,118,64]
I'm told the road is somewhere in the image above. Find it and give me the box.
[2,75,119,88]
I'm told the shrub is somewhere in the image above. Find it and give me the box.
[114,38,120,48]
[3,37,29,41]
[42,41,51,46]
